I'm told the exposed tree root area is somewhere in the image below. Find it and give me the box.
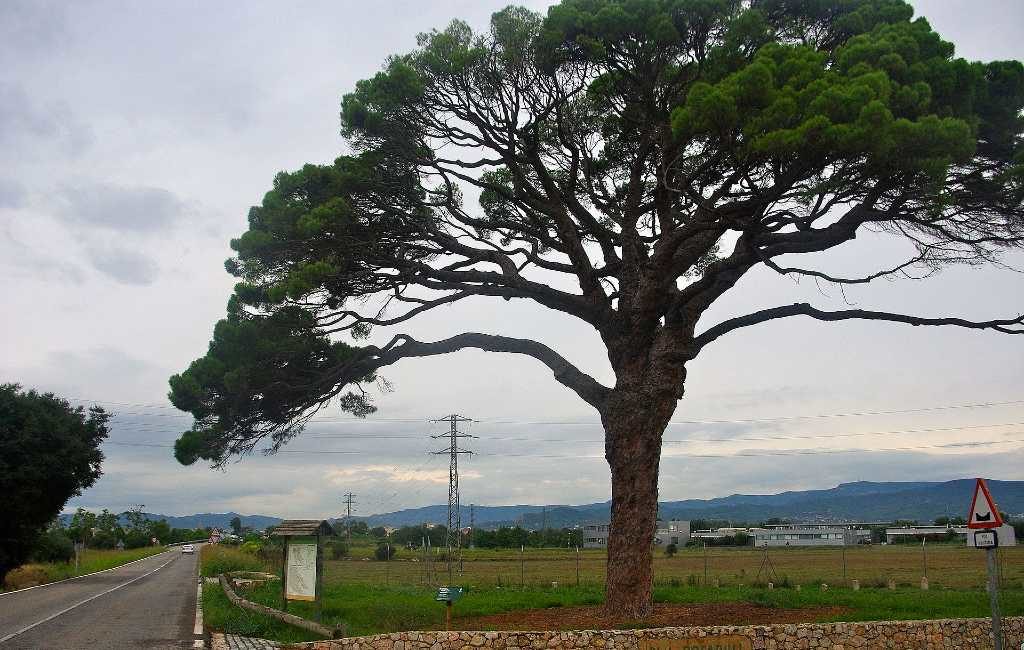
[455,602,848,631]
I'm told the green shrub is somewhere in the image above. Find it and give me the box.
[374,543,396,561]
[31,528,74,563]
[200,544,265,577]
[329,541,349,560]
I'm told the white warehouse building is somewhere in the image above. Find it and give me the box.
[754,524,869,547]
[582,520,690,549]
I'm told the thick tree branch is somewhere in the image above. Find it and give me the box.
[694,303,1024,350]
[360,332,611,410]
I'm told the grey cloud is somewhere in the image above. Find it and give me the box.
[0,1,70,59]
[86,245,160,285]
[0,177,26,208]
[58,184,188,233]
[3,346,172,407]
[0,222,85,284]
[0,82,92,157]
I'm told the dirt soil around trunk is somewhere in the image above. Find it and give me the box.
[455,602,848,631]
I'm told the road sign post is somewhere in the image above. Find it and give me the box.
[436,586,464,631]
[967,478,1004,650]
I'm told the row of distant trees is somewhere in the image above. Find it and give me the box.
[65,506,208,549]
[360,524,583,549]
[27,507,210,567]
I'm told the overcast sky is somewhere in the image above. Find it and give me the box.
[2,0,1023,520]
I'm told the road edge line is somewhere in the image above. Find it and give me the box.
[0,549,170,597]
[193,576,205,648]
[0,554,178,644]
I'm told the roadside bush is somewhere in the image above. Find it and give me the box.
[374,543,396,561]
[240,541,261,554]
[31,528,74,564]
[200,544,264,577]
[664,543,677,557]
[3,565,49,590]
[257,540,283,571]
[123,530,151,549]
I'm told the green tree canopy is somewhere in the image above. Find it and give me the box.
[0,384,109,584]
[171,0,1023,617]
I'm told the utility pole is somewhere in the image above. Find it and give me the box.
[342,492,356,542]
[469,504,475,549]
[431,414,473,583]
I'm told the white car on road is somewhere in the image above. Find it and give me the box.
[181,544,195,554]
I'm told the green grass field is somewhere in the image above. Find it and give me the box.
[322,543,1023,591]
[2,546,168,591]
[202,542,1024,642]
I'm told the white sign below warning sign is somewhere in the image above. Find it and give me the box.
[966,478,1003,530]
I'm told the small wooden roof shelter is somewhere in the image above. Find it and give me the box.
[272,520,335,537]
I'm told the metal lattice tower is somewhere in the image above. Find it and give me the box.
[342,492,356,541]
[431,414,473,582]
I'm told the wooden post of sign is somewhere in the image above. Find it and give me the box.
[703,540,709,586]
[281,541,289,613]
[986,547,1003,650]
[315,532,324,623]
[575,546,580,587]
[445,601,452,631]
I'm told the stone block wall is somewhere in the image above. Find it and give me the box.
[295,617,1024,650]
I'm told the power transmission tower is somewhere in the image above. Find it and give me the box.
[342,492,356,541]
[431,414,473,583]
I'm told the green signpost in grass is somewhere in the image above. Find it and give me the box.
[436,586,464,630]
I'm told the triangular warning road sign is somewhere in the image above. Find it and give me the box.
[967,478,1003,529]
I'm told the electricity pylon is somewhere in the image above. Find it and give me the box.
[431,414,473,583]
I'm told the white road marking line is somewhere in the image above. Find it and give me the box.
[0,555,177,644]
[0,549,170,597]
[193,573,203,634]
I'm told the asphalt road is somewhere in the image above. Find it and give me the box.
[0,547,200,649]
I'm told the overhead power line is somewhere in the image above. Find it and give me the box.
[107,420,1024,445]
[72,396,1024,427]
[105,435,1024,459]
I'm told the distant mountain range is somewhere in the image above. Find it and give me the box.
[62,479,1024,532]
[350,479,1024,528]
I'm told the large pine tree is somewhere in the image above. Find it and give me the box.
[171,0,1023,617]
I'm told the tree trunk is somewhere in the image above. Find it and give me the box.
[601,370,681,619]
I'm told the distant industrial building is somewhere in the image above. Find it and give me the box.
[582,519,691,549]
[885,524,1017,546]
[654,520,690,547]
[582,523,610,549]
[754,524,869,547]
[885,525,968,543]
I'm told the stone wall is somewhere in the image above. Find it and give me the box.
[293,617,1024,650]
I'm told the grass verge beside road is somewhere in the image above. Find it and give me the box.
[203,580,1024,642]
[2,546,168,591]
[199,542,1024,643]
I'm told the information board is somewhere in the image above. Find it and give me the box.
[285,541,318,601]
